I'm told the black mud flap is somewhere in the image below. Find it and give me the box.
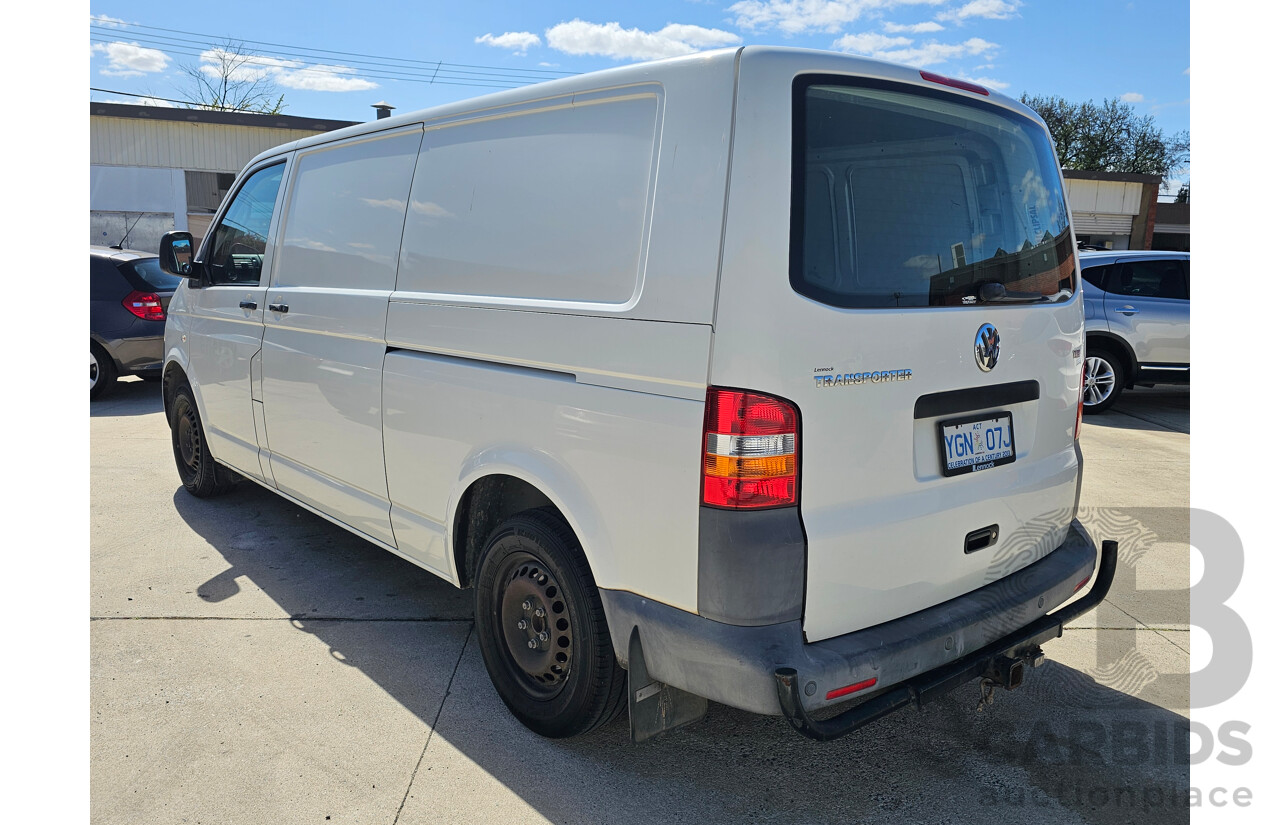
[627,627,707,743]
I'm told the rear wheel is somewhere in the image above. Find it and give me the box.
[169,381,239,497]
[474,509,626,738]
[1083,349,1125,413]
[90,343,116,400]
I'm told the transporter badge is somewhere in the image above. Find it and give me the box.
[813,368,913,388]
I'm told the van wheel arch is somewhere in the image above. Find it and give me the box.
[453,474,558,588]
[162,362,190,426]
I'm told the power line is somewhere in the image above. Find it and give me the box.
[93,19,576,75]
[89,17,577,92]
[91,36,527,90]
[89,28,557,85]
[89,87,201,107]
[89,35,530,90]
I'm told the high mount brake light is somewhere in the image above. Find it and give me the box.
[919,70,990,96]
[701,388,799,509]
[122,291,165,322]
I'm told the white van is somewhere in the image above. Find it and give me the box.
[158,46,1115,742]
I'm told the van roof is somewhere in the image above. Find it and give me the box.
[244,46,1040,170]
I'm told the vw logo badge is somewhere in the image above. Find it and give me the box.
[974,323,1000,372]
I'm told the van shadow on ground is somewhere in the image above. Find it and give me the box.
[172,480,1190,825]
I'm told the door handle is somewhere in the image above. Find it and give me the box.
[239,300,258,310]
[1114,306,1140,316]
[268,302,289,314]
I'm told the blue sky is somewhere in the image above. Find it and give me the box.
[89,1,1189,187]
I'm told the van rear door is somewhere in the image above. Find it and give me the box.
[711,59,1085,643]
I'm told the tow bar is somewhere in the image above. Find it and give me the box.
[774,539,1118,742]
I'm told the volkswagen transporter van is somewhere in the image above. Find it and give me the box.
[158,47,1114,742]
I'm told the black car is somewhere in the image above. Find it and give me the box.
[90,246,181,399]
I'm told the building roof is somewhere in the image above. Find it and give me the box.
[90,101,358,134]
[1061,169,1162,185]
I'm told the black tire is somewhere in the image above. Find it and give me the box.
[1083,348,1125,414]
[169,381,239,497]
[90,342,117,401]
[474,509,626,738]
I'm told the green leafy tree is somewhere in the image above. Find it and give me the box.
[1021,94,1188,186]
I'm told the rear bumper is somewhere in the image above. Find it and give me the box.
[599,519,1101,719]
[100,332,165,374]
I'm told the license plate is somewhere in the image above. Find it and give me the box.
[938,413,1015,476]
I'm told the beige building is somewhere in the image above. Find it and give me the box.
[1061,169,1164,251]
[90,103,356,252]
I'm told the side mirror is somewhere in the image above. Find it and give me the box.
[159,231,197,278]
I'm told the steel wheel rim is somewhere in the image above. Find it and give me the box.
[90,350,99,390]
[494,551,573,698]
[1083,356,1116,407]
[177,403,202,475]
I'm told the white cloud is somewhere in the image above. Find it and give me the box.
[832,32,913,52]
[834,33,997,67]
[884,20,945,33]
[545,19,740,60]
[937,0,1021,23]
[729,1,946,35]
[955,73,1009,90]
[196,49,377,92]
[1120,92,1144,103]
[475,31,542,56]
[91,41,170,77]
[90,14,127,27]
[275,64,378,92]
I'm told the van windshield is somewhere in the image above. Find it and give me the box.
[791,77,1075,309]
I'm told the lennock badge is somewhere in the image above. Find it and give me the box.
[975,323,1000,372]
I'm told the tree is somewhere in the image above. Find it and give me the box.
[178,40,286,114]
[1175,182,1189,203]
[1020,94,1189,186]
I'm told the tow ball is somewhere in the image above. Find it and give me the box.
[977,646,1045,710]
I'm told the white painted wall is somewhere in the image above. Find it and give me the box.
[89,165,187,231]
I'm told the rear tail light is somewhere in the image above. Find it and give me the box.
[123,291,165,322]
[1075,364,1085,439]
[701,387,799,509]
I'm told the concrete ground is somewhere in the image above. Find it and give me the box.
[91,380,1190,825]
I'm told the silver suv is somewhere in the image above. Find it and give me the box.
[1080,250,1190,412]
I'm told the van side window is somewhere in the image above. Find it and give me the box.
[204,163,285,286]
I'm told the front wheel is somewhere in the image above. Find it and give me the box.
[474,509,626,738]
[1083,350,1125,413]
[169,382,239,497]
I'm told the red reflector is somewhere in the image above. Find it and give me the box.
[919,70,989,96]
[825,677,878,701]
[1073,576,1091,593]
[122,290,165,322]
[701,388,799,509]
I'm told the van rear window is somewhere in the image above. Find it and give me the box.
[791,76,1075,308]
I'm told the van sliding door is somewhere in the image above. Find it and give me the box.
[259,126,424,547]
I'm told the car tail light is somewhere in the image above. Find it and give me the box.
[702,387,799,509]
[123,291,165,322]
